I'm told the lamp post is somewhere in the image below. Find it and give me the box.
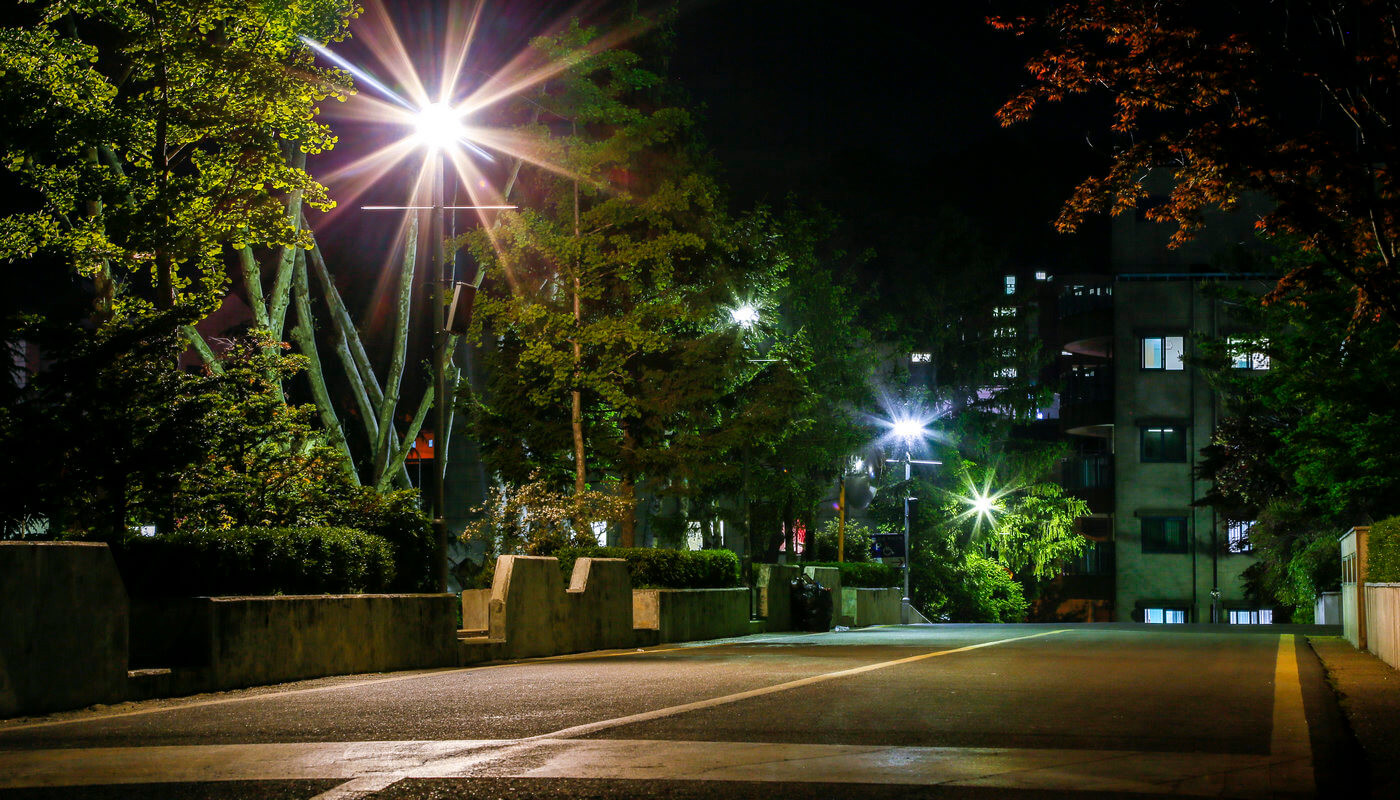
[895,452,941,623]
[362,105,516,593]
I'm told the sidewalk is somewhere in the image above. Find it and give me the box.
[1308,635,1400,799]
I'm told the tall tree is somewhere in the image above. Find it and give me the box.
[995,1,1400,324]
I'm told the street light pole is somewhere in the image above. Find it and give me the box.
[430,151,449,593]
[897,453,941,625]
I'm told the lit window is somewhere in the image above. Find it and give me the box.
[1142,516,1188,553]
[1229,337,1271,370]
[1227,520,1254,553]
[591,521,608,546]
[1141,426,1187,462]
[993,306,1016,318]
[1228,609,1273,624]
[910,352,932,363]
[1141,335,1185,370]
[994,327,1016,339]
[1004,275,1017,295]
[995,367,1018,378]
[1035,270,1049,281]
[1144,608,1187,624]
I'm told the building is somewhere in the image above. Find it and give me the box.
[1050,190,1276,623]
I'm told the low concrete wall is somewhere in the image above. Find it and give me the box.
[1364,584,1400,671]
[754,564,799,630]
[841,587,902,627]
[0,542,129,716]
[478,556,634,660]
[634,588,753,643]
[1341,527,1369,649]
[198,594,458,691]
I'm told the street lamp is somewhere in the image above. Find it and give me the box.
[894,451,942,624]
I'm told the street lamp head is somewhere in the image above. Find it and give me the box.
[730,303,759,328]
[970,492,996,516]
[413,102,463,151]
[890,417,925,443]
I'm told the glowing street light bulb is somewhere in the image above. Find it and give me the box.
[413,102,462,151]
[891,417,924,441]
[971,493,997,516]
[730,304,759,328]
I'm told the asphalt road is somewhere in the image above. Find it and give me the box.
[0,624,1362,799]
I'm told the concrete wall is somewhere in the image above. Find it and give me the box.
[841,587,901,627]
[754,564,799,630]
[634,588,753,643]
[198,594,458,691]
[1342,527,1368,649]
[804,566,844,627]
[0,542,129,716]
[476,555,635,660]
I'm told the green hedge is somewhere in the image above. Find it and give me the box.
[554,546,742,589]
[112,527,396,597]
[801,561,902,588]
[1369,516,1400,582]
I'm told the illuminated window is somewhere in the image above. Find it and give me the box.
[1228,609,1273,624]
[993,306,1016,318]
[1227,520,1254,553]
[1229,337,1270,370]
[1144,607,1187,624]
[1142,516,1188,553]
[1141,335,1185,370]
[1141,426,1187,462]
[910,352,932,363]
[995,367,1018,378]
[1035,270,1049,281]
[1004,275,1017,295]
[994,327,1016,339]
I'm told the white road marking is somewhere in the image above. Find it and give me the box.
[525,628,1068,741]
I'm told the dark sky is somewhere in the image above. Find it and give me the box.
[313,0,1110,295]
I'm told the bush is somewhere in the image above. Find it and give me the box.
[334,488,434,592]
[554,546,742,589]
[800,561,901,588]
[112,527,396,597]
[1368,516,1400,582]
[809,519,876,562]
[913,546,1028,623]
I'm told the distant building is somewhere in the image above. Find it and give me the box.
[1047,185,1277,623]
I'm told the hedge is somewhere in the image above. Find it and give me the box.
[800,561,902,588]
[1368,516,1400,583]
[112,527,396,597]
[554,546,742,589]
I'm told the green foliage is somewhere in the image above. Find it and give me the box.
[554,546,742,589]
[808,519,876,563]
[799,561,900,589]
[912,542,1028,623]
[112,526,395,598]
[1367,517,1400,583]
[460,475,633,558]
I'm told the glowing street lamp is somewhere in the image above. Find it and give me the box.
[730,303,760,328]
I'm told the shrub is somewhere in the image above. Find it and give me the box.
[1368,516,1400,582]
[554,546,742,589]
[809,519,877,563]
[112,527,396,597]
[333,488,434,592]
[800,560,901,588]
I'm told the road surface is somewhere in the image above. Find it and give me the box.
[0,624,1360,799]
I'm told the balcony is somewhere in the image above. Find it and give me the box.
[1058,280,1113,358]
[1061,454,1115,514]
[1060,366,1114,436]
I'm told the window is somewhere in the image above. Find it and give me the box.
[1144,607,1187,624]
[910,352,931,363]
[1142,516,1189,553]
[1141,335,1185,370]
[993,306,1016,318]
[995,367,1018,379]
[1035,270,1050,281]
[1228,609,1273,625]
[1004,275,1017,295]
[1227,520,1255,553]
[1228,337,1271,370]
[994,327,1016,339]
[1141,426,1187,462]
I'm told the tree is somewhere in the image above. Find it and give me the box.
[1194,257,1400,616]
[995,1,1400,324]
[0,0,354,322]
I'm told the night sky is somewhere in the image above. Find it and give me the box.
[312,0,1110,295]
